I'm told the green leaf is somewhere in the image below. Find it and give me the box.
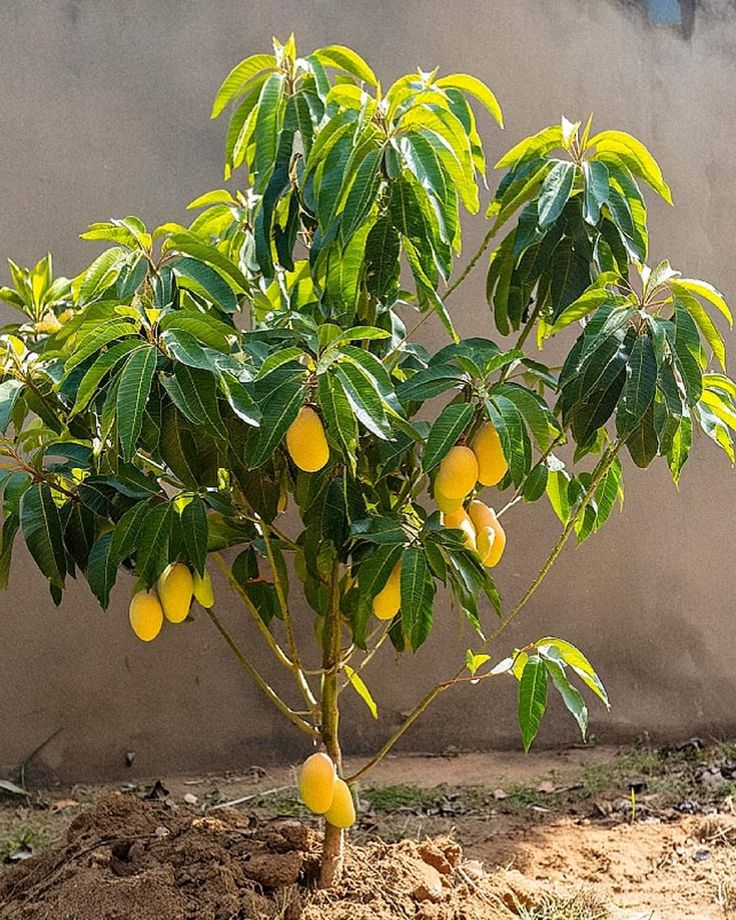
[616,334,657,438]
[339,148,382,242]
[343,665,378,719]
[167,233,249,293]
[333,362,391,439]
[171,258,239,313]
[536,637,609,708]
[110,501,150,563]
[672,279,732,327]
[248,371,305,468]
[400,547,435,650]
[582,160,609,224]
[181,496,208,576]
[64,320,139,371]
[117,346,157,462]
[545,659,588,739]
[517,654,548,752]
[319,372,358,465]
[423,403,474,472]
[589,130,672,204]
[162,364,226,438]
[435,73,503,127]
[211,52,276,118]
[311,45,378,86]
[465,650,492,676]
[20,483,66,587]
[218,372,261,426]
[252,73,286,185]
[86,531,117,609]
[70,340,143,415]
[136,502,173,586]
[0,379,24,433]
[537,161,576,228]
[494,124,563,169]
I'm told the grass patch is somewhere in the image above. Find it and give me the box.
[361,784,444,812]
[0,824,50,862]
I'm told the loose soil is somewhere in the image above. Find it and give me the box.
[2,741,736,918]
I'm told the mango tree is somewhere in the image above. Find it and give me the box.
[0,36,733,887]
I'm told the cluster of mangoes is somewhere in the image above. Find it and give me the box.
[128,563,215,642]
[298,752,356,828]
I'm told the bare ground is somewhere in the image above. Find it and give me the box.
[3,741,736,918]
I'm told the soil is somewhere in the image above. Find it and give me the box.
[2,742,736,919]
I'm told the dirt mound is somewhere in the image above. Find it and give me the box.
[0,793,513,920]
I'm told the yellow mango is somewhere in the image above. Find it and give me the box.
[324,778,356,829]
[299,752,337,814]
[372,560,402,620]
[441,507,477,552]
[285,406,330,472]
[434,484,464,513]
[192,569,215,608]
[129,591,164,642]
[467,500,506,567]
[476,525,496,566]
[472,422,508,487]
[434,446,479,500]
[158,563,194,623]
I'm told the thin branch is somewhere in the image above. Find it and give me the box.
[205,606,318,738]
[258,519,319,713]
[212,552,294,670]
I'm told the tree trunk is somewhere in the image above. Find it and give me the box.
[317,563,344,889]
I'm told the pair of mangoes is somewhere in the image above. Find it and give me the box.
[298,752,356,828]
[128,563,215,642]
[442,499,506,567]
[434,421,508,512]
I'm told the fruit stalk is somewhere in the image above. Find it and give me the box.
[318,560,345,889]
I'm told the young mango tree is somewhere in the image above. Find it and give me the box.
[0,36,734,887]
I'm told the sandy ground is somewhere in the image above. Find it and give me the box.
[3,744,736,918]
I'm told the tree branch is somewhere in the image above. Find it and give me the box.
[205,606,319,738]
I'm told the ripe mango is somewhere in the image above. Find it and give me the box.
[472,422,508,487]
[324,778,356,829]
[286,406,330,472]
[158,563,193,623]
[435,446,479,500]
[129,591,164,642]
[476,524,496,566]
[434,484,464,513]
[441,507,477,552]
[373,560,401,621]
[299,752,337,814]
[467,500,506,567]
[192,569,215,608]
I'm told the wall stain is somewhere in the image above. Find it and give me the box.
[610,0,736,39]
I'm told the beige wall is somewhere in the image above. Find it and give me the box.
[2,0,736,782]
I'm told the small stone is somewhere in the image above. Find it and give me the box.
[183,793,198,805]
[412,861,445,902]
[493,788,507,800]
[536,780,556,794]
[462,859,486,880]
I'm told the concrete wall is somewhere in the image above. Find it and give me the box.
[2,0,736,782]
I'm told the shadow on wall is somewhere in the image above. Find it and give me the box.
[611,0,736,38]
